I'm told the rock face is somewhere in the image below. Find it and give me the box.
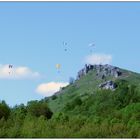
[77,64,122,80]
[99,80,117,90]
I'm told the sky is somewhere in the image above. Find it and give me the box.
[0,2,140,106]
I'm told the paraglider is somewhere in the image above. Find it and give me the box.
[56,64,61,73]
[89,42,95,54]
[63,41,68,52]
[8,64,13,74]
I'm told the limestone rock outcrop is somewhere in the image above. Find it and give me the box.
[77,64,122,80]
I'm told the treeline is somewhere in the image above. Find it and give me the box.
[0,80,139,138]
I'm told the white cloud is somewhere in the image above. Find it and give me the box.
[36,82,69,96]
[85,53,112,65]
[0,64,40,79]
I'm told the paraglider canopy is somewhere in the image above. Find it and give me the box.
[63,41,67,46]
[56,64,61,69]
[9,64,13,69]
[89,42,95,47]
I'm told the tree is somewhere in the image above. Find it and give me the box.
[27,100,53,119]
[0,100,10,120]
[11,104,27,121]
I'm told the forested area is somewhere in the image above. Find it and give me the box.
[0,81,139,138]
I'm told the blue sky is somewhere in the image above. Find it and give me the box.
[0,2,140,106]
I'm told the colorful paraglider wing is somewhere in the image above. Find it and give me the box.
[56,64,61,69]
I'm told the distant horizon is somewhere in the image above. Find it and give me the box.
[0,2,140,106]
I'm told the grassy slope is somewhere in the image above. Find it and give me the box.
[48,67,140,113]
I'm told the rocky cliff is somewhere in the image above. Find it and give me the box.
[77,64,122,80]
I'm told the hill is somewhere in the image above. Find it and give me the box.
[47,64,140,113]
[0,64,139,138]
